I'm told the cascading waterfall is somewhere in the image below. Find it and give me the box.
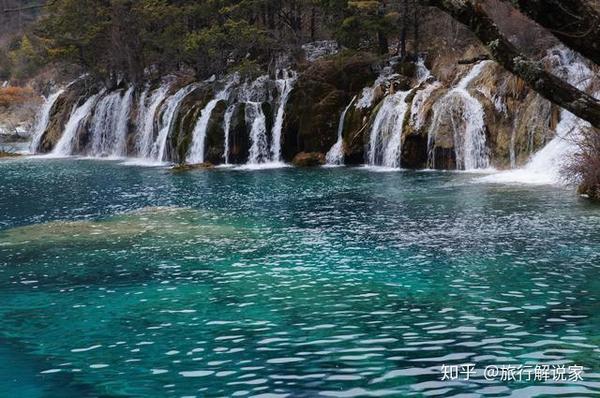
[222,105,235,165]
[113,87,134,157]
[416,57,432,82]
[367,90,411,168]
[427,61,491,170]
[87,87,134,157]
[150,84,196,162]
[187,84,233,164]
[30,89,65,153]
[326,96,356,166]
[270,70,296,162]
[245,102,269,164]
[51,93,100,156]
[136,83,171,158]
[410,81,441,131]
[480,48,596,184]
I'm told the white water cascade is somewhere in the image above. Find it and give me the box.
[186,84,233,164]
[367,90,411,168]
[150,84,196,162]
[136,83,171,158]
[427,61,491,170]
[246,102,269,164]
[30,89,65,153]
[326,96,356,166]
[88,87,134,157]
[270,70,297,162]
[222,105,235,165]
[51,94,100,156]
[480,49,595,185]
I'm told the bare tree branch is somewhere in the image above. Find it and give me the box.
[503,0,600,65]
[423,0,600,129]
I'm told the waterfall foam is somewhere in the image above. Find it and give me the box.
[51,93,100,157]
[367,91,411,168]
[30,89,65,153]
[427,61,491,170]
[326,96,356,166]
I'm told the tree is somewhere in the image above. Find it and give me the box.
[423,0,600,129]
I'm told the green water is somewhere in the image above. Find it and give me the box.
[1,158,600,397]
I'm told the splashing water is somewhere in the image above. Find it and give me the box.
[367,90,411,168]
[326,96,356,166]
[51,94,101,157]
[30,89,65,153]
[427,61,491,170]
[150,84,196,162]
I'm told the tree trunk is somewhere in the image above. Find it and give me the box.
[503,0,600,65]
[424,0,600,129]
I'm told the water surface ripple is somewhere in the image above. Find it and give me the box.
[1,159,599,397]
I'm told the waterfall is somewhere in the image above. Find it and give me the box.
[136,83,170,158]
[367,90,411,168]
[326,96,356,166]
[245,102,269,164]
[222,105,235,165]
[150,84,196,162]
[416,57,432,82]
[410,81,441,131]
[30,89,65,153]
[187,84,233,164]
[51,94,100,156]
[87,87,133,157]
[427,61,491,170]
[88,91,122,156]
[479,48,595,184]
[270,70,296,162]
[113,87,134,157]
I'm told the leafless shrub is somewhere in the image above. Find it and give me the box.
[564,126,600,199]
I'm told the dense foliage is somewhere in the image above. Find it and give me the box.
[0,0,426,82]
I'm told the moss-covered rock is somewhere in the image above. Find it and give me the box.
[36,77,99,153]
[282,51,378,162]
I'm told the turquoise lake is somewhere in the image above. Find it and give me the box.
[1,158,600,397]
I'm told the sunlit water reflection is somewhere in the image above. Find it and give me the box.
[1,158,600,397]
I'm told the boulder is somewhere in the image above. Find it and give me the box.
[292,152,325,167]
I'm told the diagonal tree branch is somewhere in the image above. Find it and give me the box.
[3,0,57,13]
[503,0,600,65]
[422,0,600,129]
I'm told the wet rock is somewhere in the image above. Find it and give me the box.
[292,152,325,167]
[227,103,249,164]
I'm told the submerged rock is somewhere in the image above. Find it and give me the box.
[171,162,214,172]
